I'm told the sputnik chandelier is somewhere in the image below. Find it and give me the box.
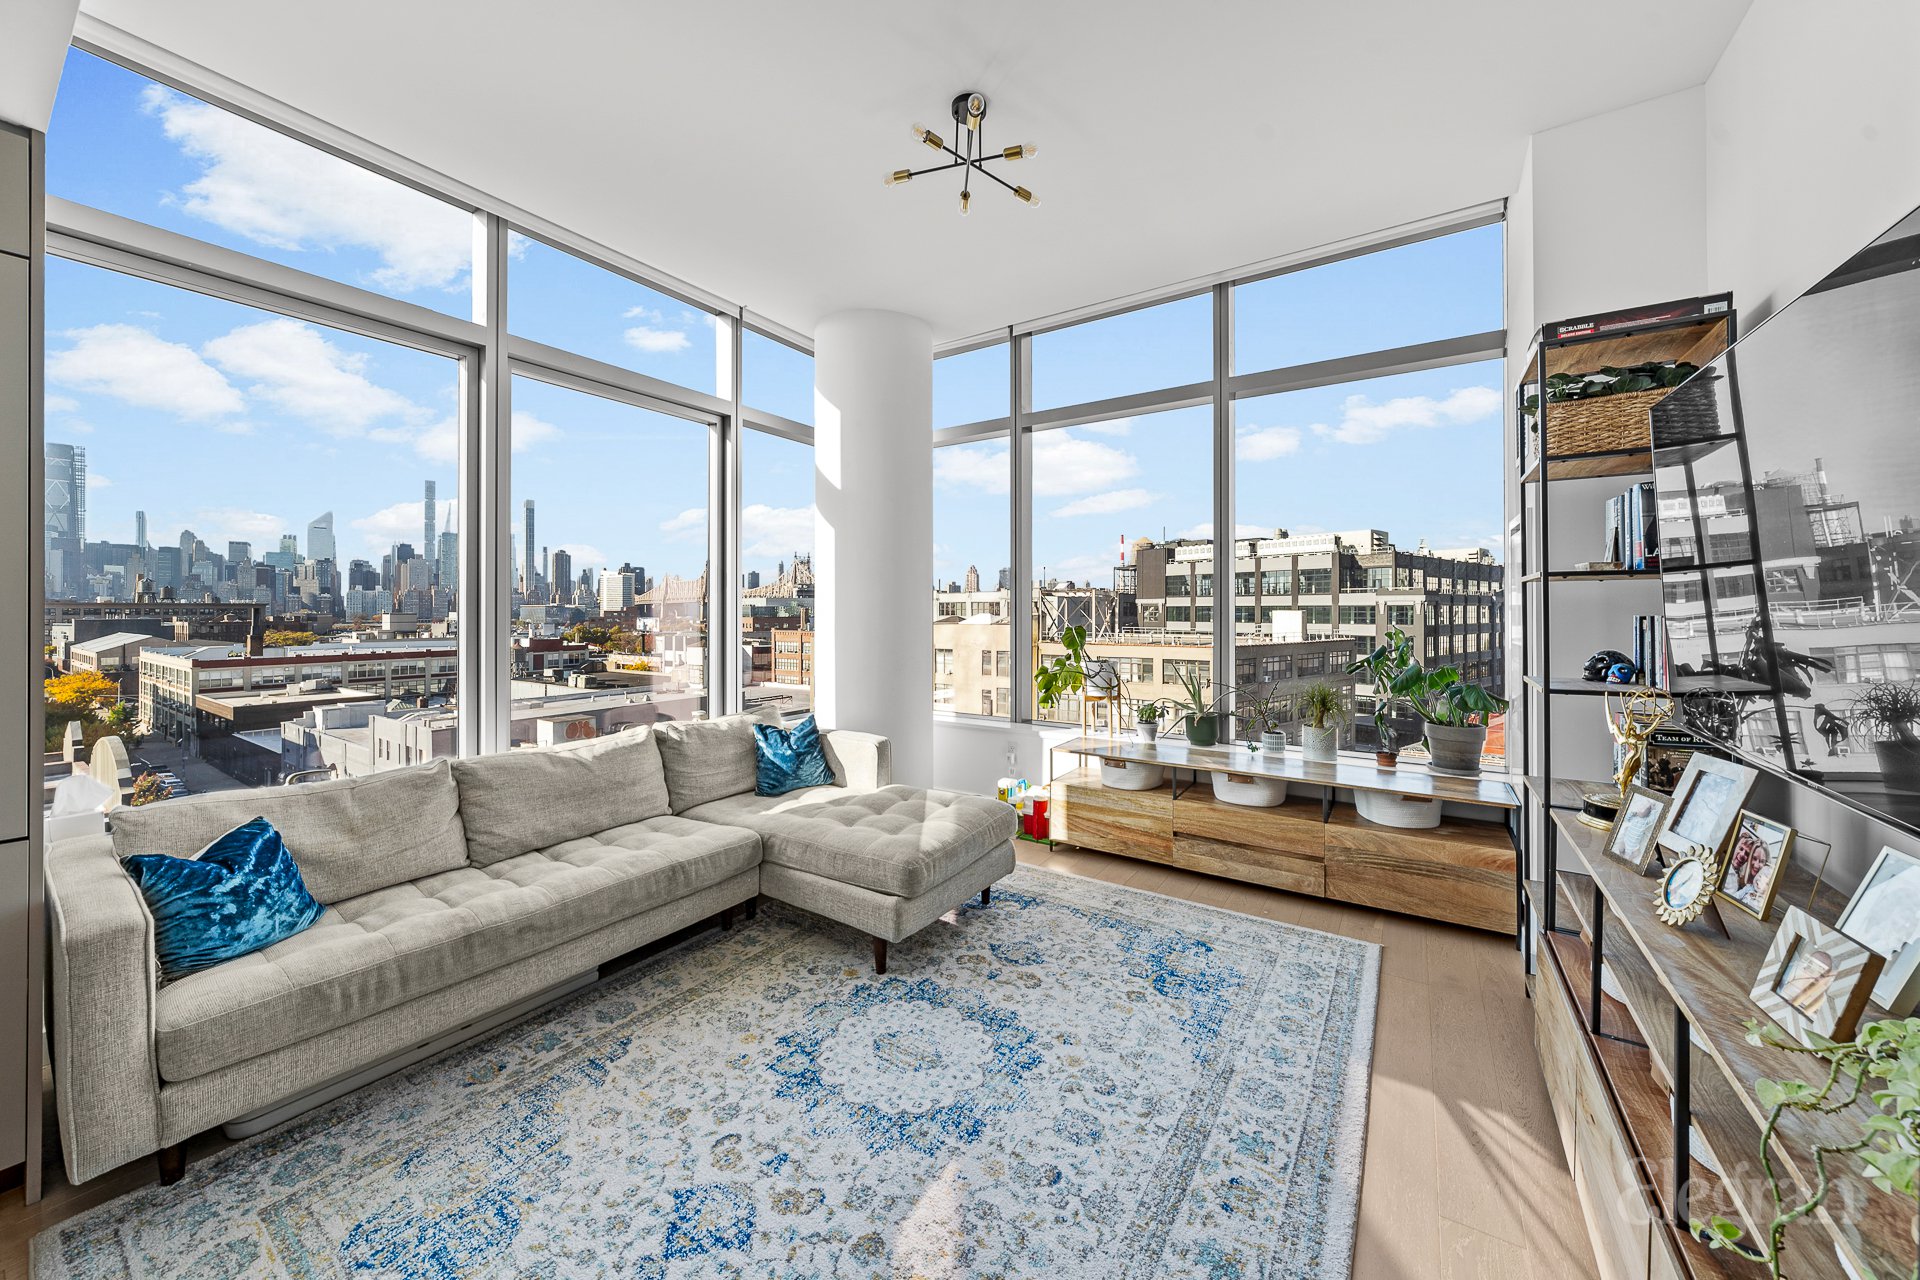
[884,91,1039,215]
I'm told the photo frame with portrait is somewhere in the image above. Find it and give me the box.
[1835,846,1920,1016]
[1750,906,1883,1046]
[1603,785,1672,874]
[1716,810,1794,921]
[1656,754,1758,859]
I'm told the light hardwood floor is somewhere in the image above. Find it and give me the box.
[0,841,1599,1280]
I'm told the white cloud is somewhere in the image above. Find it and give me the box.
[934,430,1141,501]
[349,500,425,548]
[933,441,1010,495]
[623,324,692,354]
[48,323,244,421]
[660,507,707,541]
[1051,488,1155,518]
[86,472,111,489]
[742,503,816,559]
[143,85,472,294]
[1034,432,1140,497]
[1078,418,1133,437]
[511,410,561,453]
[1237,425,1303,461]
[193,507,285,542]
[59,419,95,435]
[1035,551,1120,586]
[203,318,422,432]
[46,394,79,414]
[1174,522,1273,541]
[1311,385,1500,446]
[552,542,608,573]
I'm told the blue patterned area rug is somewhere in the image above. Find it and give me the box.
[36,866,1379,1280]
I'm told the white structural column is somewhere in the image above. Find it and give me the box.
[813,310,933,784]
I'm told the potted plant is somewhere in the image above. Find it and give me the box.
[1233,685,1291,753]
[1694,1017,1920,1276]
[1034,625,1091,716]
[1348,627,1423,767]
[1168,663,1227,747]
[1846,680,1920,791]
[1390,664,1509,776]
[1298,683,1348,763]
[1133,699,1167,744]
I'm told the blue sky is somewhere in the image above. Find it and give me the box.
[46,47,1503,600]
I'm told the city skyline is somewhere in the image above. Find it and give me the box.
[46,46,1503,616]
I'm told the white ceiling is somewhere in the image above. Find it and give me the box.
[76,0,1751,344]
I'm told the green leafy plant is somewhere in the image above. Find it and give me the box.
[1035,625,1091,711]
[1521,360,1702,414]
[1233,684,1289,735]
[1374,656,1510,728]
[1847,680,1920,747]
[1693,1017,1920,1278]
[1299,682,1348,731]
[1166,663,1228,738]
[1133,700,1166,724]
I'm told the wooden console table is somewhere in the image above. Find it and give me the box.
[1048,736,1524,935]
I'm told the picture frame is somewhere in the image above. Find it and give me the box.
[1656,753,1758,859]
[1751,907,1883,1046]
[1835,846,1920,1016]
[1655,849,1721,927]
[1715,810,1794,921]
[1603,785,1671,874]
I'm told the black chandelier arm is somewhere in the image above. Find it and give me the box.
[967,161,1025,198]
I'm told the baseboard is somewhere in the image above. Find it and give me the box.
[219,970,600,1139]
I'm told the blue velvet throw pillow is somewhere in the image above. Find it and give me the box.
[121,817,325,981]
[753,715,836,796]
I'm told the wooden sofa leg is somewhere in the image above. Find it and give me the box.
[157,1143,186,1186]
[746,897,759,921]
[980,885,992,906]
[719,904,736,931]
[872,937,888,975]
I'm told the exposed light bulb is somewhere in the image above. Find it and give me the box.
[1002,144,1038,161]
[1014,186,1040,207]
[959,190,971,216]
[884,169,913,187]
[914,124,945,151]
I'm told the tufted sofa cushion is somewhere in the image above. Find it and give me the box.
[151,815,760,1082]
[451,728,672,866]
[683,784,1017,898]
[109,758,468,905]
[652,709,783,813]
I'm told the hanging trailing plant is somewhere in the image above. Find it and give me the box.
[1691,1017,1920,1279]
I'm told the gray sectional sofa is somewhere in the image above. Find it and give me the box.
[44,713,1016,1186]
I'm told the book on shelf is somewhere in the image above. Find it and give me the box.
[1602,482,1661,571]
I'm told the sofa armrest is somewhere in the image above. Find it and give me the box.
[46,832,164,1184]
[822,729,892,791]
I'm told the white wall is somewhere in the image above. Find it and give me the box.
[1506,0,1920,891]
[812,309,934,785]
[1704,0,1920,326]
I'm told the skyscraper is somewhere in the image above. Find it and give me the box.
[437,531,458,594]
[423,481,437,578]
[44,442,86,598]
[307,512,336,564]
[964,564,981,593]
[550,548,572,604]
[134,509,148,552]
[522,500,536,597]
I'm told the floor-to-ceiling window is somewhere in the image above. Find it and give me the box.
[932,342,1012,718]
[933,217,1505,765]
[40,39,805,791]
[502,375,713,742]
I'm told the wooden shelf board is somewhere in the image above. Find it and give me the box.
[1542,928,1775,1280]
[1552,811,1916,1280]
[1540,316,1731,378]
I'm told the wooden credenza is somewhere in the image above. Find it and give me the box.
[1047,737,1522,934]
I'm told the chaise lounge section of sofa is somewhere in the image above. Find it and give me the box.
[43,713,1015,1186]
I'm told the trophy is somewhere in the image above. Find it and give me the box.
[1579,688,1674,829]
